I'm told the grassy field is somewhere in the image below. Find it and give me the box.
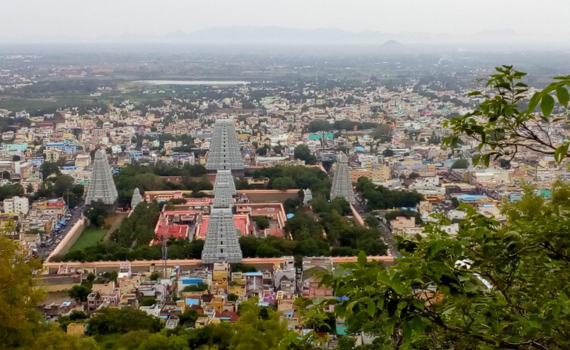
[69,227,107,252]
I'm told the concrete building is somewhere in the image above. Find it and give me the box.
[45,140,78,154]
[3,196,29,215]
[349,166,391,184]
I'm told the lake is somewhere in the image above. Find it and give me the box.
[134,80,250,85]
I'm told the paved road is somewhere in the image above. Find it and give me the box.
[353,193,398,256]
[38,206,83,259]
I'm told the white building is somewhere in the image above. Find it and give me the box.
[4,196,29,215]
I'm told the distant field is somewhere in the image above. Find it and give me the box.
[69,227,107,252]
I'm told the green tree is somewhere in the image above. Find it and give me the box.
[68,285,92,302]
[318,183,570,349]
[254,216,270,230]
[88,307,163,335]
[451,197,460,208]
[272,177,296,190]
[53,175,75,197]
[364,214,379,228]
[257,145,269,156]
[179,309,200,326]
[444,66,570,165]
[182,282,209,292]
[40,161,61,179]
[293,145,317,165]
[139,297,157,307]
[230,298,289,350]
[409,172,420,179]
[83,200,109,227]
[0,233,45,348]
[451,158,469,169]
[382,148,395,157]
[308,120,332,132]
[227,294,239,302]
[372,124,393,142]
[28,326,100,350]
[239,236,261,258]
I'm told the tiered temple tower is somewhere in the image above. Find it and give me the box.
[202,170,243,264]
[206,119,243,175]
[205,119,244,176]
[213,169,237,196]
[303,188,313,206]
[131,188,143,208]
[85,149,118,207]
[330,152,355,204]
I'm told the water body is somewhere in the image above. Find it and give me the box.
[134,80,250,85]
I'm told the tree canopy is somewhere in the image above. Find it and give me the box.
[293,144,317,165]
[356,177,425,210]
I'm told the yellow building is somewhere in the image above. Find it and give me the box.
[44,148,63,162]
[349,166,391,184]
[211,262,229,294]
[66,323,87,336]
[229,272,246,296]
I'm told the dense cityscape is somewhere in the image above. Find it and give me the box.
[2,2,570,348]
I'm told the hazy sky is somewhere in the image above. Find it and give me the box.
[2,0,568,39]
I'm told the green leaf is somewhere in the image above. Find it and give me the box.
[552,304,561,317]
[555,142,569,163]
[556,86,570,106]
[472,155,481,166]
[377,298,384,310]
[357,251,367,266]
[412,300,425,310]
[541,94,555,117]
[397,301,408,310]
[411,315,425,333]
[527,92,541,112]
[403,322,412,342]
[367,300,376,316]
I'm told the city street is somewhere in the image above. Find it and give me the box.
[38,205,83,259]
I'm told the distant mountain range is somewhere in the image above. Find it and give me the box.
[0,26,560,46]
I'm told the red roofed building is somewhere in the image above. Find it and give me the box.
[195,214,252,239]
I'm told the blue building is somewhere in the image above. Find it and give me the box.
[45,141,78,154]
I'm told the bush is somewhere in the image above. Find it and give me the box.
[254,216,270,230]
[182,282,209,292]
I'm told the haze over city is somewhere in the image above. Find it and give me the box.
[1,0,569,46]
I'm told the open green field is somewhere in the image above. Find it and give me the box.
[69,227,107,252]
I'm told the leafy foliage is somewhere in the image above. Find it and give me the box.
[254,216,270,230]
[181,282,209,292]
[83,200,109,227]
[317,182,570,349]
[88,308,163,335]
[451,158,469,169]
[252,165,330,198]
[444,66,570,165]
[293,144,317,165]
[110,201,161,247]
[356,177,424,210]
[114,163,209,206]
[0,234,44,348]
